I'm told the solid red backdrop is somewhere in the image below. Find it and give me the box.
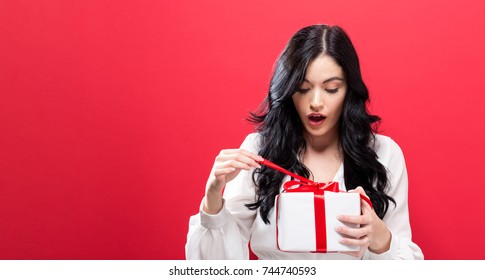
[1,0,484,259]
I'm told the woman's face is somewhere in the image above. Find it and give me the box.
[292,54,347,143]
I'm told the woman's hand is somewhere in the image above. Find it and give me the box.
[203,149,263,214]
[336,187,391,258]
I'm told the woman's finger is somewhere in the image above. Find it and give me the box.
[348,186,369,198]
[335,225,368,239]
[339,235,372,248]
[220,149,264,163]
[338,214,370,225]
[221,148,263,159]
[216,159,257,171]
[213,167,236,177]
[339,250,364,258]
[216,151,262,169]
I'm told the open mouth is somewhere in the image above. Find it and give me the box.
[308,114,326,126]
[309,115,325,122]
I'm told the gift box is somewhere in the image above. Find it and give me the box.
[260,159,372,253]
[276,186,360,252]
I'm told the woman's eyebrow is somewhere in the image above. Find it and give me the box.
[322,77,344,83]
[303,77,345,84]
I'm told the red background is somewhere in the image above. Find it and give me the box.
[1,0,484,260]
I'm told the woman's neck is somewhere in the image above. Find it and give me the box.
[302,132,343,182]
[303,130,340,154]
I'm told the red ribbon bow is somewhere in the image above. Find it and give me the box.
[259,159,372,208]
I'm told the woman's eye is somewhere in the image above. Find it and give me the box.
[325,88,339,94]
[297,88,310,94]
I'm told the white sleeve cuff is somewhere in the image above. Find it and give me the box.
[199,199,229,229]
[367,229,398,260]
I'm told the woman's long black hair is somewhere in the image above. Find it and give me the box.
[246,24,395,224]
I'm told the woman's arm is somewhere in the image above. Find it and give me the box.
[363,138,424,259]
[185,134,262,259]
[336,137,424,259]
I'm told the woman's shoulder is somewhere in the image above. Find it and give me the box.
[373,134,405,164]
[239,132,262,153]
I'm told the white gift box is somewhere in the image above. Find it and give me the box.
[276,191,361,253]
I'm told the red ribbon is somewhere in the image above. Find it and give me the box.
[260,158,372,252]
[259,159,372,207]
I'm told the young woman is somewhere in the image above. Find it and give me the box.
[185,24,423,260]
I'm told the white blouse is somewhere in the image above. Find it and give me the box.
[185,133,424,260]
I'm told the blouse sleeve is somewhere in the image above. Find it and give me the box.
[364,138,424,260]
[185,134,260,259]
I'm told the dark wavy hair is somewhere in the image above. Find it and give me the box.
[246,24,395,224]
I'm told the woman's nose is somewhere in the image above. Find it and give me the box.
[310,91,324,111]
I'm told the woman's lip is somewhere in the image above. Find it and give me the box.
[307,114,326,126]
[307,113,325,117]
[308,118,325,126]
